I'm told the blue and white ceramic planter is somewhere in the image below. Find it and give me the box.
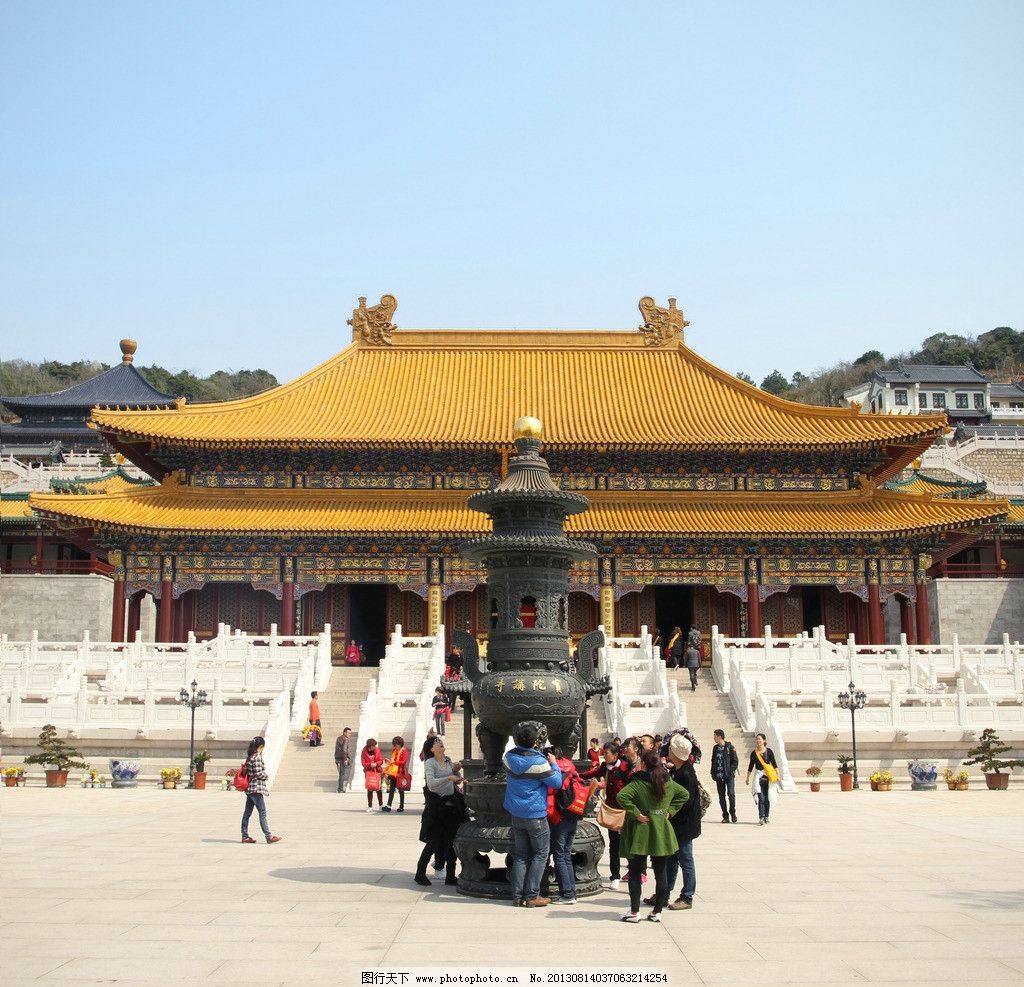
[907,760,938,791]
[109,758,141,789]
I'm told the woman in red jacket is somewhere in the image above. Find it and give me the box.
[361,738,384,812]
[382,736,409,813]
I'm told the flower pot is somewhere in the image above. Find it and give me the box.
[878,783,892,792]
[839,772,854,792]
[193,771,207,791]
[869,779,879,791]
[162,781,176,790]
[4,776,18,787]
[955,781,969,791]
[45,769,69,788]
[985,772,1009,791]
[109,758,141,789]
[809,781,820,793]
[946,781,957,790]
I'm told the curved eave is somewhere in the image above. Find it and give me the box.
[28,486,1008,542]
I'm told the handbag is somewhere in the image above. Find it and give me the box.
[697,780,712,818]
[232,762,248,792]
[444,706,452,722]
[397,771,412,791]
[596,795,626,832]
[364,771,381,792]
[755,750,780,785]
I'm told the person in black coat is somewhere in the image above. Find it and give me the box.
[664,733,701,909]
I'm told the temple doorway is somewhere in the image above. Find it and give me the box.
[350,585,387,665]
[655,586,692,645]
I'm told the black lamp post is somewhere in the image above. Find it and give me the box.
[836,681,867,789]
[178,679,208,788]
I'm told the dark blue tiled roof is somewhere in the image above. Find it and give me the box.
[1,362,177,412]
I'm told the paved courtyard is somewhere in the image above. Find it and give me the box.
[3,785,1024,985]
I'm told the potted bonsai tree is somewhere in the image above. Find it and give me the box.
[193,750,211,790]
[964,728,1024,790]
[837,754,854,792]
[24,724,88,787]
[805,765,822,792]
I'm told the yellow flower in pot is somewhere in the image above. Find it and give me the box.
[160,767,183,789]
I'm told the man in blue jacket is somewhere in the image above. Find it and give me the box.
[503,720,563,908]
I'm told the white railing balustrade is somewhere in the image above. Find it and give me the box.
[0,624,333,741]
[598,626,685,738]
[355,625,446,786]
[710,626,1024,768]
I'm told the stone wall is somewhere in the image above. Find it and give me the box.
[961,448,1024,485]
[0,574,114,640]
[932,577,1024,644]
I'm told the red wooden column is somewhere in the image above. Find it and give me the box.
[744,558,761,637]
[281,558,296,637]
[158,557,174,643]
[127,593,142,639]
[899,595,916,644]
[867,582,884,644]
[915,580,932,644]
[34,528,44,571]
[110,576,126,642]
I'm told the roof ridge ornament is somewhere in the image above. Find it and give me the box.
[638,296,688,346]
[348,294,398,346]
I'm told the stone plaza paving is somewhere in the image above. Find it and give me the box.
[3,785,1024,985]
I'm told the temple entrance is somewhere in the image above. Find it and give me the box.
[349,585,387,665]
[654,586,692,645]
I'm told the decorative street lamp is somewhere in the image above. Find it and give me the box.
[836,681,867,789]
[178,679,208,788]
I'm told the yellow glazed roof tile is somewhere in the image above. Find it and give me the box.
[29,484,1007,539]
[89,330,947,454]
[0,494,34,523]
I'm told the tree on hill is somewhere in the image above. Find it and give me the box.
[760,370,791,396]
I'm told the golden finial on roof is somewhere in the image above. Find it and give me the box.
[513,416,543,440]
[912,457,922,470]
[120,339,138,364]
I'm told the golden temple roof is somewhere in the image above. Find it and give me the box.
[883,469,987,499]
[29,483,1007,539]
[90,328,946,466]
[0,493,34,525]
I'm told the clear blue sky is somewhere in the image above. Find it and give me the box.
[2,2,1022,386]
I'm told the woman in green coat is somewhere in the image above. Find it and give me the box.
[616,749,688,923]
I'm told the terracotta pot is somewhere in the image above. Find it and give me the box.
[193,772,207,791]
[162,781,176,789]
[985,772,1009,791]
[870,779,879,791]
[839,772,854,792]
[4,776,18,787]
[946,781,957,790]
[45,769,69,788]
[955,782,969,791]
[809,781,820,793]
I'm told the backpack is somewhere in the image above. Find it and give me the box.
[233,761,249,791]
[554,766,590,817]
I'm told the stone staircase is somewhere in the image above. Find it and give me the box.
[666,666,754,782]
[272,667,376,792]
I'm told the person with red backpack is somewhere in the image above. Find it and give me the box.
[546,747,589,904]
